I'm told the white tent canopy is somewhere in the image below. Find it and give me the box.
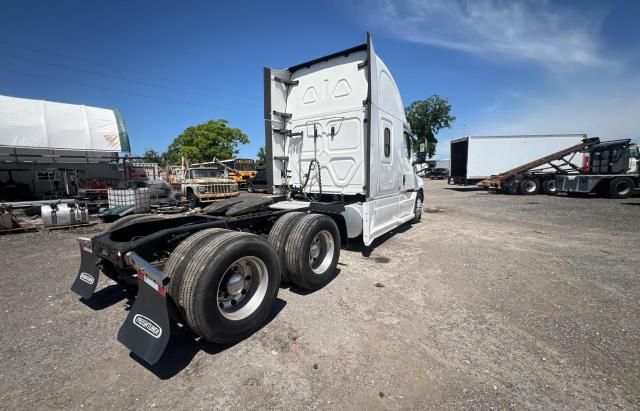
[0,95,130,155]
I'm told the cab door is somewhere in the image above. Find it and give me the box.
[398,129,418,218]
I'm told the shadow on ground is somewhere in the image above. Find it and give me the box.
[131,297,287,379]
[80,284,135,311]
[443,186,488,192]
[287,268,341,295]
[344,222,413,257]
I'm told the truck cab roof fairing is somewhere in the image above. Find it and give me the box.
[264,33,408,199]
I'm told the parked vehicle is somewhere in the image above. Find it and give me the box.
[172,166,239,207]
[478,137,640,198]
[246,168,268,192]
[219,158,257,186]
[430,168,448,180]
[70,34,424,365]
[450,134,586,185]
[556,139,639,198]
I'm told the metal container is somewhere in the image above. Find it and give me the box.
[41,203,89,228]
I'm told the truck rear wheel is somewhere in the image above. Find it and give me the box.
[165,228,228,304]
[609,177,634,199]
[285,214,340,290]
[179,231,280,343]
[542,178,557,195]
[267,212,306,282]
[520,178,540,195]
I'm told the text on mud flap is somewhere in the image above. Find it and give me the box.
[133,314,162,338]
[79,272,95,285]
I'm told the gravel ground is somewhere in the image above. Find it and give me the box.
[1,181,639,409]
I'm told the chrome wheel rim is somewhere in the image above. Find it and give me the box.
[546,180,556,193]
[524,181,537,193]
[416,197,423,216]
[309,230,334,275]
[617,181,631,196]
[216,256,268,321]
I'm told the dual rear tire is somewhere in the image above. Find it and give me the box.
[519,177,558,195]
[163,212,340,344]
[165,230,280,344]
[268,213,340,290]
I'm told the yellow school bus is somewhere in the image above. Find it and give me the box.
[219,158,257,184]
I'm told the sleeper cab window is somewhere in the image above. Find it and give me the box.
[384,127,391,158]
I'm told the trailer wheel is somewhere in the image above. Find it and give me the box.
[542,178,557,195]
[164,228,228,304]
[267,212,306,282]
[246,183,255,193]
[520,178,540,195]
[285,214,340,290]
[609,177,634,199]
[179,232,280,343]
[105,214,161,232]
[411,192,423,223]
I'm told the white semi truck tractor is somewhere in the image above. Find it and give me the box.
[70,34,424,365]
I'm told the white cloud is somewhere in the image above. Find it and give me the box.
[433,74,640,159]
[358,0,639,159]
[365,0,609,69]
[474,80,640,141]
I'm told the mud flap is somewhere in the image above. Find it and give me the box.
[117,257,170,365]
[71,239,100,299]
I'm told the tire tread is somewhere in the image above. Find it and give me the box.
[180,231,247,336]
[164,228,227,300]
[268,212,305,281]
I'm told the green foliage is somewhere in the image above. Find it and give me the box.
[165,119,249,165]
[140,149,166,166]
[256,146,266,167]
[405,95,455,161]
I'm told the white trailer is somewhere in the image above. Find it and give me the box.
[449,134,586,185]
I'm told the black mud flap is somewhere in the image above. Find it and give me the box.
[117,269,171,365]
[71,242,100,299]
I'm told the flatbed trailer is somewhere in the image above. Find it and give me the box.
[70,34,425,365]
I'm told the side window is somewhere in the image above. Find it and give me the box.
[384,128,391,158]
[404,132,412,160]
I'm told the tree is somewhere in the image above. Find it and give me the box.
[405,95,455,161]
[256,146,266,167]
[141,149,166,166]
[165,119,249,165]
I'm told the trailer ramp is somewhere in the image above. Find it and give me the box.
[477,138,600,189]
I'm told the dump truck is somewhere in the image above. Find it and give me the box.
[70,34,424,365]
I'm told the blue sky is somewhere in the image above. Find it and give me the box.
[1,0,639,160]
